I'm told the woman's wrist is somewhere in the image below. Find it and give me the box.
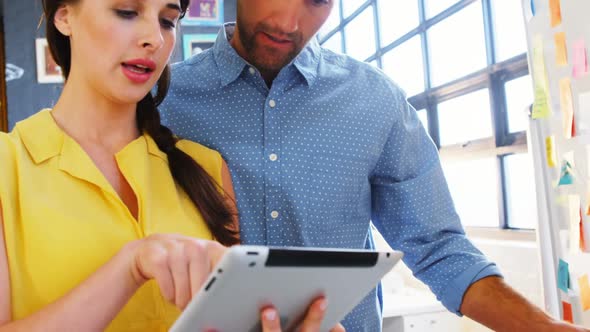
[117,240,147,291]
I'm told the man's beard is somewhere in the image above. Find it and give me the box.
[237,19,304,73]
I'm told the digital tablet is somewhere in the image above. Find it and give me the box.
[170,245,403,332]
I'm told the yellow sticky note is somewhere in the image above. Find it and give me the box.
[550,0,562,27]
[578,274,590,311]
[532,36,552,119]
[560,78,574,139]
[555,32,568,66]
[546,136,557,168]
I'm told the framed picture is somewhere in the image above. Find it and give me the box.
[183,33,217,60]
[35,38,63,84]
[182,0,224,26]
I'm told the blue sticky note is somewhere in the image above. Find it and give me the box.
[558,172,573,185]
[558,259,570,292]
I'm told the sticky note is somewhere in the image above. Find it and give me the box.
[581,217,587,251]
[554,32,568,66]
[572,39,588,78]
[558,259,570,292]
[549,0,562,27]
[578,274,590,311]
[532,36,551,119]
[572,115,576,137]
[579,92,590,136]
[562,301,573,323]
[559,78,574,139]
[524,0,535,21]
[559,161,574,185]
[569,196,581,253]
[546,136,557,168]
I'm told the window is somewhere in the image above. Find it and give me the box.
[416,109,429,134]
[505,75,533,133]
[342,0,368,19]
[504,153,538,229]
[443,157,500,227]
[492,0,528,62]
[425,0,461,18]
[343,6,376,61]
[318,0,341,40]
[438,88,492,146]
[428,1,487,86]
[318,0,533,229]
[322,32,343,54]
[378,0,419,46]
[381,36,424,97]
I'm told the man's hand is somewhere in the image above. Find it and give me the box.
[461,276,589,332]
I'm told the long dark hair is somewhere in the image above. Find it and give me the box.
[42,0,239,246]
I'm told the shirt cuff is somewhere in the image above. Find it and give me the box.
[439,263,503,316]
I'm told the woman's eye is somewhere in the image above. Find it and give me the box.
[115,9,138,19]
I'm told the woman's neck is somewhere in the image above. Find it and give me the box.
[51,75,141,154]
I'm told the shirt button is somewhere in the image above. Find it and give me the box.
[269,153,278,161]
[271,211,279,219]
[249,67,256,75]
[269,99,276,108]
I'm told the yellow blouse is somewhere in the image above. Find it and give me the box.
[0,110,221,331]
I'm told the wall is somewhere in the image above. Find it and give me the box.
[374,229,544,332]
[171,0,236,64]
[3,1,60,129]
[460,236,543,332]
[2,0,236,130]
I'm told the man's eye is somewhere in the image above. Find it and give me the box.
[115,9,138,19]
[312,0,330,5]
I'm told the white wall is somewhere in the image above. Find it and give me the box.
[374,228,544,332]
[460,235,544,331]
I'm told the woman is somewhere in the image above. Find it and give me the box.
[0,1,341,331]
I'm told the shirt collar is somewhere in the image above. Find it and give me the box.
[212,23,250,87]
[212,23,321,87]
[16,109,166,165]
[292,35,321,87]
[16,109,64,164]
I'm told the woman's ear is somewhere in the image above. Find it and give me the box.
[53,5,73,37]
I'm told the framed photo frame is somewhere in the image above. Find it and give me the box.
[183,33,217,60]
[35,38,63,84]
[182,0,224,26]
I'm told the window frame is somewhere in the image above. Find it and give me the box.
[320,0,532,230]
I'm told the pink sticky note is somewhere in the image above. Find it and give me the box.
[573,39,588,78]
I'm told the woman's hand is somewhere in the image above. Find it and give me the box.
[128,234,227,310]
[260,297,346,332]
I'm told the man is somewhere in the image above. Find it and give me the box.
[160,1,587,331]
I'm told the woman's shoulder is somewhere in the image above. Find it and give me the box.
[0,110,58,165]
[0,131,21,203]
[0,130,19,165]
[175,139,223,177]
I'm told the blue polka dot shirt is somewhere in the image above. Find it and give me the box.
[160,24,502,332]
